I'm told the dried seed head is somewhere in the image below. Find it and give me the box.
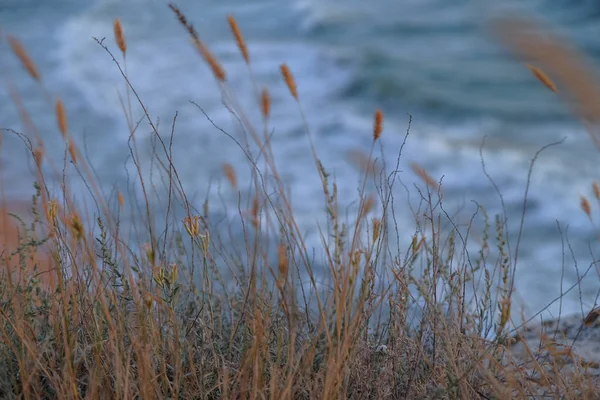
[8,36,40,81]
[261,88,270,119]
[33,145,44,168]
[169,4,225,82]
[593,181,600,201]
[251,194,260,229]
[227,15,249,65]
[527,64,557,93]
[47,198,59,222]
[373,109,383,140]
[118,191,125,210]
[183,215,201,238]
[363,193,375,215]
[410,163,439,191]
[584,307,600,326]
[222,163,237,189]
[280,64,297,100]
[278,244,288,279]
[69,212,84,241]
[68,139,77,164]
[192,38,226,82]
[144,293,153,308]
[346,149,380,175]
[493,17,600,149]
[55,99,68,139]
[581,195,592,219]
[372,218,381,243]
[113,18,127,54]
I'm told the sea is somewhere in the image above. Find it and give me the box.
[1,0,600,321]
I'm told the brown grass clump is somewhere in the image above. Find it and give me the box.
[1,7,600,400]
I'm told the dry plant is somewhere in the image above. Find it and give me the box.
[0,6,599,400]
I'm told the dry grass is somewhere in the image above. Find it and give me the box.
[0,7,599,400]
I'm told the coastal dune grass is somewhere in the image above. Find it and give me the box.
[0,4,599,399]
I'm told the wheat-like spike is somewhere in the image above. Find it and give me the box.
[373,109,383,140]
[8,36,40,81]
[584,307,600,326]
[118,191,125,211]
[192,39,226,82]
[33,144,44,168]
[593,181,600,201]
[261,88,270,119]
[251,194,260,229]
[113,18,127,55]
[222,163,237,189]
[527,64,557,93]
[68,139,77,164]
[170,3,226,82]
[363,193,375,215]
[227,15,249,64]
[277,244,288,280]
[580,195,592,219]
[410,163,439,191]
[493,17,600,149]
[55,99,68,139]
[346,149,380,175]
[280,64,298,100]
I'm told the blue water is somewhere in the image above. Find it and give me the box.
[1,0,599,319]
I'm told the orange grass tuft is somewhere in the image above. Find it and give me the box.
[222,163,238,189]
[410,162,439,191]
[118,191,125,211]
[55,98,68,139]
[373,109,383,140]
[68,139,77,164]
[277,244,288,280]
[580,195,592,219]
[192,39,226,82]
[33,144,44,168]
[593,181,600,201]
[170,3,226,82]
[251,194,260,228]
[493,17,600,149]
[527,64,557,93]
[227,15,249,65]
[280,64,298,100]
[363,193,376,215]
[584,307,600,326]
[113,18,127,55]
[346,149,380,175]
[261,88,270,119]
[8,36,40,82]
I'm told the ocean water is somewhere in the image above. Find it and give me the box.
[1,0,599,319]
